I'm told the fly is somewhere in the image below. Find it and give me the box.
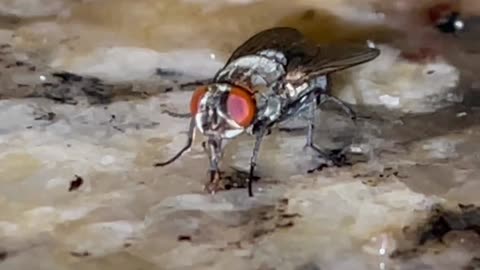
[154,27,380,197]
[427,2,464,34]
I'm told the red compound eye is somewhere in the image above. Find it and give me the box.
[190,86,208,115]
[226,87,256,127]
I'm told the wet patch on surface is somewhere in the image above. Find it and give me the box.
[391,204,480,260]
[357,167,406,187]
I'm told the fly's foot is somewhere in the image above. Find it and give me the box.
[306,148,352,174]
[304,143,339,166]
[203,168,260,193]
[204,170,223,194]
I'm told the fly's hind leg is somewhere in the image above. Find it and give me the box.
[326,96,356,121]
[304,98,346,168]
[317,94,356,121]
[305,100,332,162]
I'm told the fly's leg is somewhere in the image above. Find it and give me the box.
[203,137,224,194]
[324,96,356,121]
[304,99,343,167]
[247,128,267,197]
[154,117,196,166]
[162,110,191,118]
[179,78,213,90]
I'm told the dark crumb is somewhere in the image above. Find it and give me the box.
[164,87,173,92]
[70,251,90,257]
[25,126,32,129]
[0,251,8,261]
[123,243,132,248]
[177,235,192,242]
[68,175,84,192]
[29,66,36,71]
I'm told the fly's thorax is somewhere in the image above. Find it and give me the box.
[214,52,287,94]
[253,91,283,125]
[190,83,257,139]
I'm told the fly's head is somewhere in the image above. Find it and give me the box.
[191,83,257,139]
[190,83,257,172]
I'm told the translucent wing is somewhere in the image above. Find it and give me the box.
[224,27,318,65]
[285,44,381,84]
[224,26,381,84]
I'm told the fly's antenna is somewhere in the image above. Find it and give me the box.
[154,117,196,167]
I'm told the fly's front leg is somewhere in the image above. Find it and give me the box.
[162,110,191,118]
[203,138,224,194]
[179,78,213,90]
[247,128,267,197]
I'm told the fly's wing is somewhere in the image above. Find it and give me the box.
[285,44,381,84]
[224,27,318,65]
